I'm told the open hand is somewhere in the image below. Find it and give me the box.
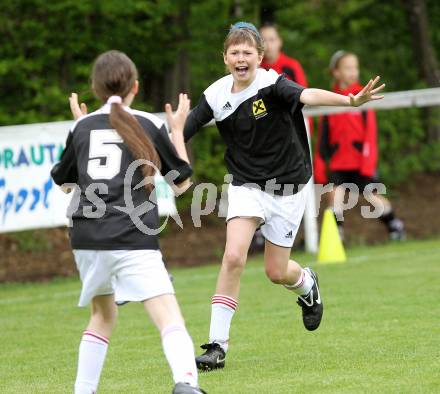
[349,76,385,107]
[165,93,190,133]
[69,93,88,120]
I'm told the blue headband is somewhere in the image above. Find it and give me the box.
[230,21,261,39]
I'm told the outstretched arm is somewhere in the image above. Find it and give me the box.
[165,93,191,164]
[164,94,193,194]
[300,76,385,107]
[51,132,78,192]
[51,93,85,194]
[69,93,88,119]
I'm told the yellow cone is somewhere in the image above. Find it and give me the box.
[318,209,347,264]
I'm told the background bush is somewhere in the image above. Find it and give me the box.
[1,0,439,191]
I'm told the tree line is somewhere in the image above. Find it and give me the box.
[0,0,439,185]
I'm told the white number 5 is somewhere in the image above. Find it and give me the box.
[87,129,123,179]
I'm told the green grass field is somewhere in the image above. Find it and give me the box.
[1,239,439,394]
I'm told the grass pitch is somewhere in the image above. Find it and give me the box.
[1,238,439,393]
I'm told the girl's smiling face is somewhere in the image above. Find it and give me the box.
[224,42,263,90]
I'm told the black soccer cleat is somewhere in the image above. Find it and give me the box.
[172,382,207,394]
[296,268,323,331]
[195,342,226,371]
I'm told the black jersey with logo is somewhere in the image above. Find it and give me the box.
[51,104,192,250]
[184,68,312,195]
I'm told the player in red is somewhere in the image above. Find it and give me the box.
[314,50,405,241]
[260,23,308,87]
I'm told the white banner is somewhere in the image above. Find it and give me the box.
[0,121,176,234]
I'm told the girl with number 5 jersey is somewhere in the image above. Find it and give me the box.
[51,50,206,394]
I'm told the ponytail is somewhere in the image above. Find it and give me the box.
[91,50,161,192]
[109,100,161,192]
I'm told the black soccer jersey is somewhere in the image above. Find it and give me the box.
[184,68,312,195]
[51,104,192,250]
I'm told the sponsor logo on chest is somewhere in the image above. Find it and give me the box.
[252,99,268,119]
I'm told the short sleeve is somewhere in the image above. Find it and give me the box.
[154,125,193,185]
[51,132,78,186]
[274,74,306,113]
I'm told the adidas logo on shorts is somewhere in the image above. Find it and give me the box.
[222,101,232,110]
[285,230,293,239]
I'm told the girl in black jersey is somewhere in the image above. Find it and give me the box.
[184,22,385,371]
[51,51,205,394]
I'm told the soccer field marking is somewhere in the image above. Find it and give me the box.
[1,245,439,306]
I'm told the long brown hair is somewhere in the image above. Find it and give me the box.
[92,50,160,191]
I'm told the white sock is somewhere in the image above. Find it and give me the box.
[161,325,198,387]
[74,331,109,394]
[209,294,238,352]
[284,269,314,296]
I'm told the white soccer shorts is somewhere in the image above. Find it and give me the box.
[226,181,309,248]
[73,249,174,307]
